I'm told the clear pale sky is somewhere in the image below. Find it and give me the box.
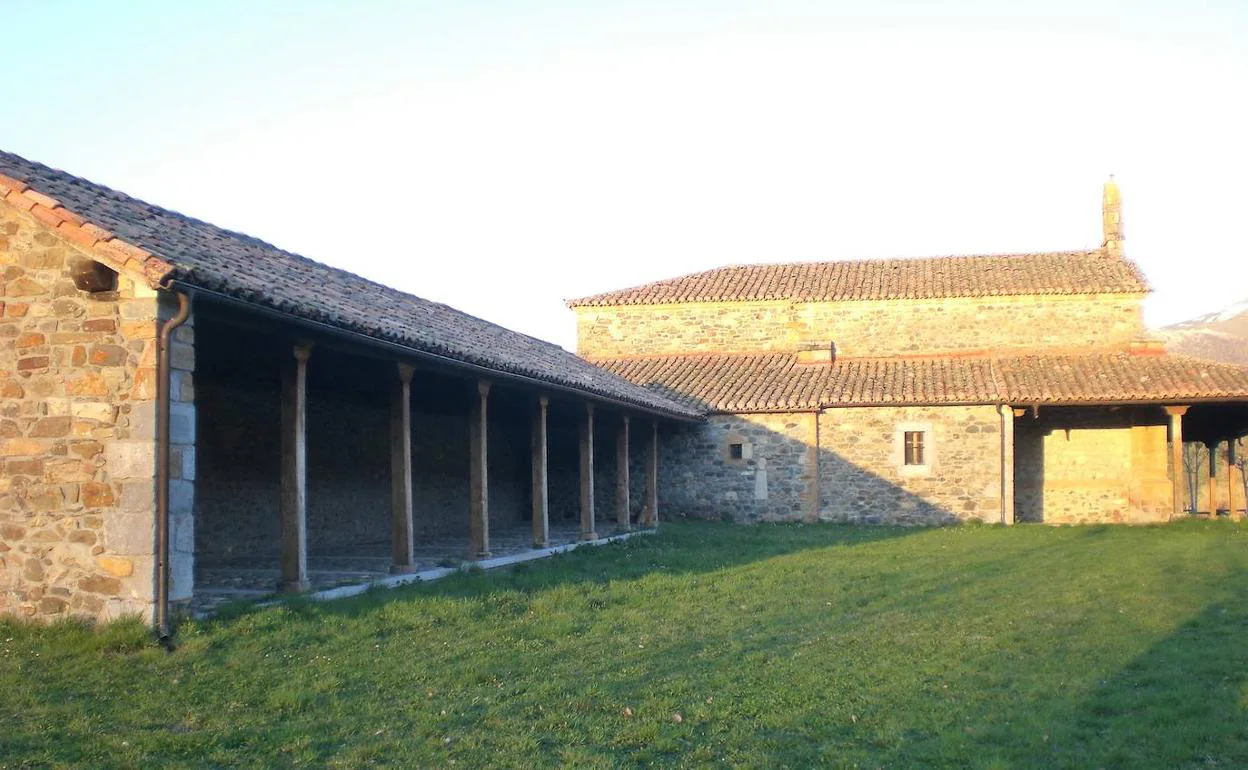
[4,0,1245,350]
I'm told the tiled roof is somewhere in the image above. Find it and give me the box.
[0,150,701,420]
[568,252,1150,307]
[995,352,1248,405]
[592,351,1248,412]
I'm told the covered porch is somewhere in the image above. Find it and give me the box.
[1012,401,1248,524]
[1178,403,1248,518]
[188,299,673,616]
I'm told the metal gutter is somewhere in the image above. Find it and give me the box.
[169,281,702,423]
[710,396,1248,416]
[820,397,1248,409]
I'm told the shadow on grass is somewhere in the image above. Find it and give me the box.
[193,519,928,628]
[1060,595,1248,768]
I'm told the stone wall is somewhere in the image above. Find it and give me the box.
[576,294,1146,358]
[166,306,195,607]
[1015,407,1170,524]
[591,413,636,528]
[654,404,1182,527]
[657,406,1002,525]
[577,301,800,358]
[818,405,1003,525]
[0,204,183,622]
[659,412,817,522]
[194,377,280,561]
[547,415,581,525]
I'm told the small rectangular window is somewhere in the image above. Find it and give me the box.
[729,443,744,460]
[903,431,925,466]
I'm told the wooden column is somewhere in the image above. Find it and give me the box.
[616,415,631,531]
[1208,442,1219,517]
[469,380,491,559]
[1228,442,1240,520]
[279,341,313,592]
[579,403,598,541]
[645,419,659,528]
[531,396,550,548]
[1164,405,1188,519]
[390,363,416,573]
[998,404,1016,525]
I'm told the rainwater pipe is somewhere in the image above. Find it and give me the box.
[156,290,192,646]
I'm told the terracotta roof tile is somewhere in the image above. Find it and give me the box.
[592,351,1248,412]
[569,253,1150,307]
[997,352,1248,404]
[0,150,700,420]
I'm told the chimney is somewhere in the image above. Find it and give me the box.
[796,340,836,365]
[1102,176,1124,257]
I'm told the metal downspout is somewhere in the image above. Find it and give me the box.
[156,291,192,645]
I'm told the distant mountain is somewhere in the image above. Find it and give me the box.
[1159,298,1248,365]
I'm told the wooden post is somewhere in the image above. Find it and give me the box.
[390,363,416,573]
[1208,442,1218,517]
[1164,406,1188,519]
[645,419,659,528]
[580,403,598,541]
[469,380,491,559]
[1228,442,1240,520]
[998,404,1016,525]
[279,341,313,592]
[616,415,631,531]
[531,396,550,548]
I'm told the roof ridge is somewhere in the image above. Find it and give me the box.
[0,148,703,420]
[0,150,294,254]
[590,345,1177,366]
[569,249,1149,307]
[0,151,581,362]
[584,350,793,363]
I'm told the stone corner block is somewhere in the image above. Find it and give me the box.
[104,440,156,480]
[103,508,156,555]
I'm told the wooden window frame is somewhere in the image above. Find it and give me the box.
[903,431,925,466]
[894,421,934,477]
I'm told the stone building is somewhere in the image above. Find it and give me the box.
[0,151,700,626]
[571,180,1248,527]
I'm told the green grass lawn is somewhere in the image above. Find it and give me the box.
[2,520,1247,768]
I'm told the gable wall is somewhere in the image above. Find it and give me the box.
[0,205,194,622]
[576,293,1146,358]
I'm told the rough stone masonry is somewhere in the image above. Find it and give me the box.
[0,203,195,621]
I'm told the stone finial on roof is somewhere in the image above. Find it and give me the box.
[1103,175,1124,257]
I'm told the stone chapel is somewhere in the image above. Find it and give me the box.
[570,180,1248,526]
